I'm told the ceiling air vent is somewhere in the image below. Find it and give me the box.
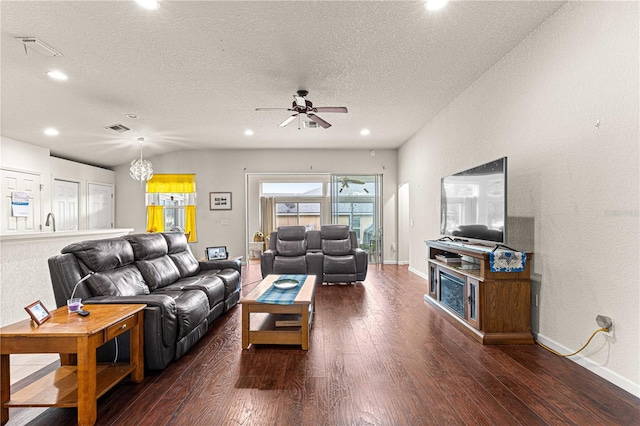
[16,37,63,57]
[104,124,131,134]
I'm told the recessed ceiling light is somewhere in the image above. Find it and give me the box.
[244,129,254,136]
[46,70,68,81]
[135,0,160,10]
[360,129,371,136]
[44,128,59,136]
[125,114,139,119]
[425,0,449,12]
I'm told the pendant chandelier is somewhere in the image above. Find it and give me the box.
[129,137,153,185]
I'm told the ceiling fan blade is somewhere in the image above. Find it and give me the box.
[314,107,348,113]
[307,113,331,128]
[293,95,306,109]
[279,114,298,127]
[256,108,293,111]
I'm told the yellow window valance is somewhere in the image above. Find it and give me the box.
[146,174,196,193]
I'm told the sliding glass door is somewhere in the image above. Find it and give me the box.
[330,174,383,264]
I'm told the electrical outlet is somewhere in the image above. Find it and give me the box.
[596,315,612,329]
[596,315,613,337]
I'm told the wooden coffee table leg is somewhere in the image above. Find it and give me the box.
[76,337,97,426]
[130,311,144,383]
[242,304,249,349]
[301,303,309,350]
[1,354,9,425]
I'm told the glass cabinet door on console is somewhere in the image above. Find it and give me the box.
[428,263,438,300]
[466,277,480,329]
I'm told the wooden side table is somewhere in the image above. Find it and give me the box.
[0,303,145,426]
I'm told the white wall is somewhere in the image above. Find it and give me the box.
[399,2,639,395]
[114,149,397,263]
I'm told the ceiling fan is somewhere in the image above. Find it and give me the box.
[339,177,369,193]
[256,90,348,129]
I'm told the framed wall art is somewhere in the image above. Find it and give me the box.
[210,192,232,210]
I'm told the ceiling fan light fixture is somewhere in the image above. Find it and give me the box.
[129,137,153,185]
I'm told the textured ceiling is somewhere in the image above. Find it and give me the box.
[1,1,565,168]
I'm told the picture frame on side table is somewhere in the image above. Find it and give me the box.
[24,300,51,325]
[206,246,229,260]
[210,192,232,210]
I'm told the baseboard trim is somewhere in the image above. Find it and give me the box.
[535,332,640,398]
[408,266,428,281]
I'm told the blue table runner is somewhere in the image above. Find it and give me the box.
[256,275,308,305]
[489,249,526,272]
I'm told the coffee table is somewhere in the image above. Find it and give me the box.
[0,303,145,426]
[240,274,316,350]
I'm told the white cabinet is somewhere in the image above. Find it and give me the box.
[249,241,264,259]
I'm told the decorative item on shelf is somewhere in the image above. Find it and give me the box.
[253,231,264,242]
[490,244,526,272]
[129,137,153,186]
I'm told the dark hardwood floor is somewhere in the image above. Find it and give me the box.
[8,264,640,425]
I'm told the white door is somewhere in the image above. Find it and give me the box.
[88,183,113,229]
[1,169,41,233]
[54,179,79,231]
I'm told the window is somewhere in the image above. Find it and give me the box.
[261,180,326,232]
[146,174,197,242]
[262,182,323,197]
[335,201,374,240]
[275,201,321,229]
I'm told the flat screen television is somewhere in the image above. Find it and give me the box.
[440,157,507,244]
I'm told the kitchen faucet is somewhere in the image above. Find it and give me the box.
[45,212,56,232]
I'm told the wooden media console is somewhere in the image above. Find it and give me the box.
[425,240,534,344]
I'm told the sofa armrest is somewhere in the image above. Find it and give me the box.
[83,295,177,347]
[305,251,324,284]
[199,258,242,273]
[352,248,368,274]
[260,250,276,277]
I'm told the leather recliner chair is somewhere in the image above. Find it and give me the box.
[320,225,368,283]
[260,226,323,283]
